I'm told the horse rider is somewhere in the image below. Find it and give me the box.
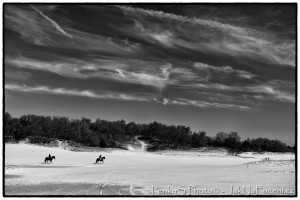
[49,153,51,158]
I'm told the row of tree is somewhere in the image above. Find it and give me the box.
[4,112,294,153]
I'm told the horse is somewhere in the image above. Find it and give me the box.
[45,156,55,164]
[95,156,105,164]
[100,157,105,164]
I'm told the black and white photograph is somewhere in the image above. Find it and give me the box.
[3,3,296,196]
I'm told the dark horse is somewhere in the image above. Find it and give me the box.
[95,156,105,164]
[45,156,55,164]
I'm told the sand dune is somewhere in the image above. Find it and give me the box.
[5,142,295,196]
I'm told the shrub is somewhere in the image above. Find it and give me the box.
[28,136,54,144]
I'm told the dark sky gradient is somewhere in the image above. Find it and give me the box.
[4,4,296,145]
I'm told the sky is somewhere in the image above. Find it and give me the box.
[4,4,296,145]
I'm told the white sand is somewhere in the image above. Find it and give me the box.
[5,142,295,195]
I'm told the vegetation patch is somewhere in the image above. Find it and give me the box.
[4,112,294,153]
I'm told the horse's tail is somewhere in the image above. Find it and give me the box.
[44,158,47,163]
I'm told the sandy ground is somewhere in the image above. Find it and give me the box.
[4,142,295,196]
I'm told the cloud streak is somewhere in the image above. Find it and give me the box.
[188,82,295,104]
[116,5,252,36]
[156,98,253,111]
[193,62,256,79]
[118,5,295,67]
[5,84,149,102]
[6,56,173,90]
[115,63,172,89]
[30,5,73,38]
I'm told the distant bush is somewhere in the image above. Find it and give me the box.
[137,136,152,141]
[146,144,169,152]
[28,136,55,144]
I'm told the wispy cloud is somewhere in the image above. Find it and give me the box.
[6,56,85,78]
[5,5,140,55]
[115,69,167,89]
[6,56,173,90]
[117,5,251,36]
[5,84,149,102]
[156,97,253,111]
[5,5,48,45]
[118,5,295,67]
[115,63,172,89]
[249,85,295,103]
[193,62,256,79]
[188,82,295,104]
[30,5,73,38]
[7,54,294,104]
[168,67,209,86]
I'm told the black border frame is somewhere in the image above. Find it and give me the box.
[2,2,298,197]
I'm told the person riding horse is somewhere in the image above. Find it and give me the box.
[95,156,105,164]
[45,154,55,164]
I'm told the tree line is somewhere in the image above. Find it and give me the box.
[4,112,294,153]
